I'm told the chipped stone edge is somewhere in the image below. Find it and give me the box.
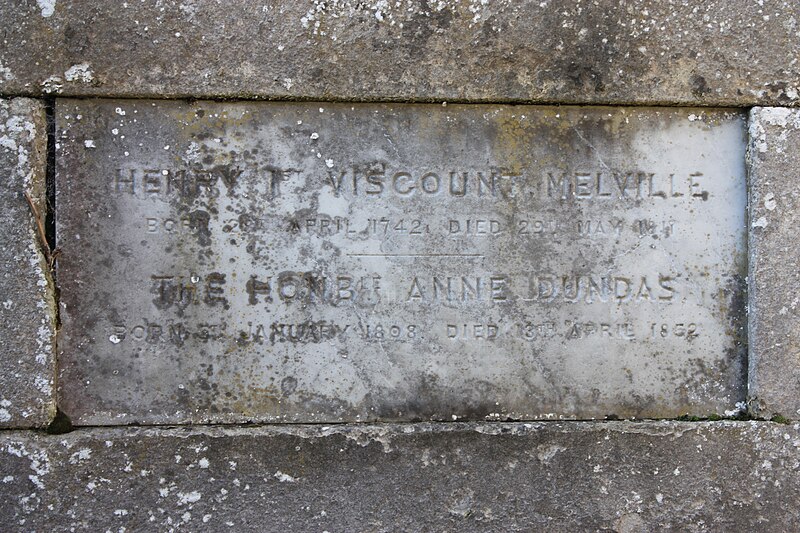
[0,421,796,476]
[0,98,57,428]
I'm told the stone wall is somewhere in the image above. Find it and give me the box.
[1,1,799,530]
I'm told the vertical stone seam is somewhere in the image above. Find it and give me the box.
[42,98,71,433]
[745,107,759,417]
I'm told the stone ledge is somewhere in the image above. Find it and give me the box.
[0,2,798,105]
[1,421,798,530]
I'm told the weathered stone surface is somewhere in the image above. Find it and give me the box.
[748,107,800,420]
[0,421,798,531]
[0,1,799,105]
[0,98,55,428]
[56,99,747,425]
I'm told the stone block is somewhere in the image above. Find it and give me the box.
[1,421,798,530]
[748,107,800,419]
[0,2,798,105]
[56,100,747,425]
[0,97,55,428]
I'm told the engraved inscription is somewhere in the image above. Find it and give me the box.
[56,101,748,425]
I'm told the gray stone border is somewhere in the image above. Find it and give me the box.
[1,421,799,530]
[0,98,56,428]
[0,2,798,106]
[747,107,800,420]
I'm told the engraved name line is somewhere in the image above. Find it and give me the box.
[149,271,677,310]
[109,165,710,201]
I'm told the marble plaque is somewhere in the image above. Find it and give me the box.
[56,101,747,424]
